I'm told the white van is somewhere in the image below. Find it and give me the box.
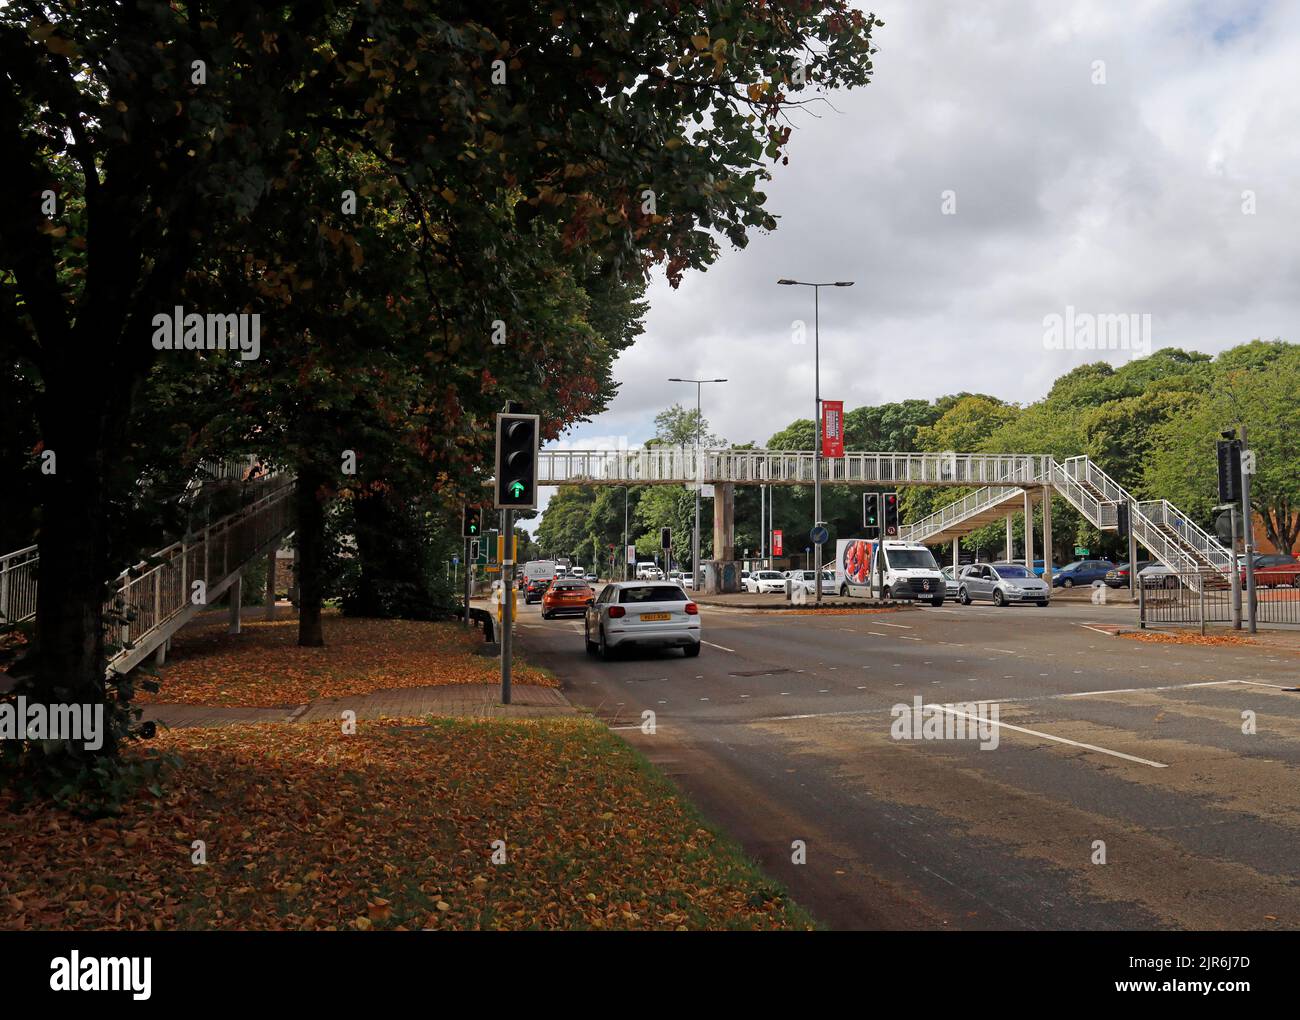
[635,562,663,580]
[523,560,557,583]
[833,539,945,606]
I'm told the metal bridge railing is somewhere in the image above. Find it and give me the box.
[107,480,294,666]
[0,545,39,626]
[537,448,1045,487]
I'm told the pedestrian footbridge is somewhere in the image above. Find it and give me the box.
[537,447,1231,586]
[1,461,294,677]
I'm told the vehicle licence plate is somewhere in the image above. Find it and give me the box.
[640,612,670,622]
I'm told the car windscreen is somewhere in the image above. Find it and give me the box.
[885,549,938,569]
[619,585,688,603]
[757,572,781,579]
[995,565,1030,577]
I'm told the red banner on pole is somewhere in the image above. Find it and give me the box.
[822,400,845,458]
[772,530,783,557]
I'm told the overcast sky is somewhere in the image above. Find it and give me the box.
[529,0,1298,530]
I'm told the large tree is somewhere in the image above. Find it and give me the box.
[1,1,884,799]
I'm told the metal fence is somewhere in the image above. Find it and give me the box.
[1139,569,1300,631]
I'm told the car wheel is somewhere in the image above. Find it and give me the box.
[1061,578,1074,588]
[993,590,1006,607]
[958,586,971,605]
[541,610,550,619]
[840,584,849,597]
[598,626,613,661]
[882,586,892,601]
[683,642,701,658]
[584,623,597,655]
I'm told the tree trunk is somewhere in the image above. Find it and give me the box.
[31,391,116,754]
[295,465,329,647]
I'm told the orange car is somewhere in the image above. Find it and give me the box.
[541,579,595,619]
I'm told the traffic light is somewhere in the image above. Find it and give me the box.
[1216,438,1242,503]
[863,493,880,536]
[1115,501,1130,542]
[462,505,482,539]
[494,413,539,509]
[661,527,672,550]
[883,492,900,537]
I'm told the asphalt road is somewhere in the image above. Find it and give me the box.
[513,591,1300,931]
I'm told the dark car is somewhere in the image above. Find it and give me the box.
[523,577,552,604]
[1052,559,1116,588]
[1103,561,1152,588]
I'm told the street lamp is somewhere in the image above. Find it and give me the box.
[668,377,727,590]
[777,278,854,604]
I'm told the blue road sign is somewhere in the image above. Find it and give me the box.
[810,526,829,546]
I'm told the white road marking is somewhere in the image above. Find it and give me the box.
[929,705,1168,768]
[1063,680,1240,698]
[984,648,1019,655]
[873,621,914,629]
[867,631,889,637]
[702,640,735,652]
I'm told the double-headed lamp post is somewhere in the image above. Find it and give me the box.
[777,278,854,604]
[668,377,727,588]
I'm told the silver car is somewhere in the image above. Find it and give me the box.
[940,565,961,600]
[958,562,1051,607]
[585,581,701,659]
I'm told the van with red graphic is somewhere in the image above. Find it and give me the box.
[834,539,945,606]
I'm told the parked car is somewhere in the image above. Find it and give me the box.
[958,562,1051,606]
[541,578,595,619]
[1248,553,1300,588]
[940,565,961,600]
[1103,561,1152,588]
[744,570,786,594]
[523,577,552,604]
[789,570,834,596]
[584,580,700,659]
[1052,559,1116,588]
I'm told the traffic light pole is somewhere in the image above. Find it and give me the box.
[1126,500,1138,601]
[1241,424,1257,634]
[1229,505,1242,630]
[500,508,513,704]
[463,537,472,628]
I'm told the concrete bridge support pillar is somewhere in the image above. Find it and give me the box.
[953,539,959,571]
[1041,489,1053,586]
[1005,514,1015,561]
[228,573,242,635]
[705,482,740,593]
[1023,491,1035,572]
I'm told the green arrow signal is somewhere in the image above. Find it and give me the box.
[509,480,525,498]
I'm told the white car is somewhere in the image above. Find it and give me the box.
[745,570,786,594]
[789,570,835,595]
[569,567,586,580]
[585,581,701,659]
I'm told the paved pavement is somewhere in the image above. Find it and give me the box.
[142,683,575,729]
[513,592,1300,930]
